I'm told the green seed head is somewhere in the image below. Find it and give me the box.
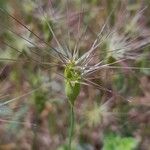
[64,61,81,106]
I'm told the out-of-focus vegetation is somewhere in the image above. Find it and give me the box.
[102,134,138,150]
[0,0,150,150]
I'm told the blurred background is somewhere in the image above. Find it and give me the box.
[0,0,150,150]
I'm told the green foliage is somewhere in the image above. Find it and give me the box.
[29,72,49,113]
[137,56,150,75]
[57,143,93,150]
[140,61,150,75]
[0,0,7,9]
[32,90,48,113]
[87,0,100,5]
[42,18,53,41]
[102,134,139,150]
[107,56,117,64]
[58,144,76,150]
[113,73,125,92]
[113,73,142,97]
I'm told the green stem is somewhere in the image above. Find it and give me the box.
[68,104,75,150]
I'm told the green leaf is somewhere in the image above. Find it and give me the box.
[103,134,139,150]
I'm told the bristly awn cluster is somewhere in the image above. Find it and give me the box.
[0,0,150,149]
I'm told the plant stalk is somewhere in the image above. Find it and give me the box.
[68,104,75,150]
